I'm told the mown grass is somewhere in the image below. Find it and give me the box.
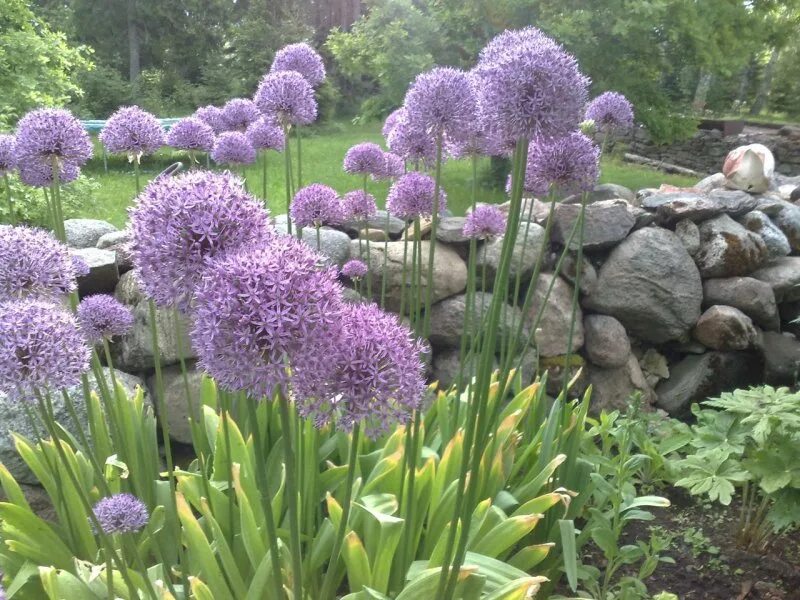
[78,122,699,228]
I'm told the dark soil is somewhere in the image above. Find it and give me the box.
[614,488,800,599]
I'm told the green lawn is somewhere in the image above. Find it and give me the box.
[78,122,698,228]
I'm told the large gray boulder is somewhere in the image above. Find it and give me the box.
[0,368,146,484]
[761,331,800,386]
[655,190,757,224]
[64,219,117,249]
[353,240,467,313]
[70,248,119,296]
[431,347,537,390]
[586,355,655,413]
[740,211,791,259]
[675,219,700,256]
[761,199,800,252]
[550,200,635,251]
[435,217,470,245]
[641,191,704,211]
[147,364,203,445]
[562,183,636,205]
[584,227,703,343]
[340,210,406,239]
[97,229,134,273]
[693,305,759,350]
[273,223,351,267]
[476,221,547,283]
[110,271,196,372]
[694,214,768,278]
[751,257,800,303]
[525,274,583,357]
[702,277,779,331]
[584,314,631,368]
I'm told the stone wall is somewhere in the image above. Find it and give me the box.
[623,126,800,176]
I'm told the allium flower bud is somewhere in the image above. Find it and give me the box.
[386,172,447,220]
[99,106,165,158]
[92,493,149,534]
[211,132,257,166]
[77,295,134,343]
[270,42,326,87]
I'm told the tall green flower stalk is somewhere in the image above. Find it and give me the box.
[49,156,67,243]
[277,390,304,600]
[283,124,294,236]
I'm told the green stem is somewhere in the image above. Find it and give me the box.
[134,161,141,197]
[4,174,14,225]
[296,127,303,189]
[278,393,303,600]
[220,392,236,543]
[316,224,321,251]
[363,175,373,300]
[560,193,588,395]
[397,231,411,317]
[422,133,443,338]
[50,156,66,243]
[283,124,293,236]
[380,210,391,308]
[262,151,269,204]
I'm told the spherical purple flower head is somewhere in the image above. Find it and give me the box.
[246,116,285,151]
[308,303,426,438]
[221,98,260,132]
[585,91,634,135]
[463,205,507,239]
[382,108,407,140]
[14,108,92,176]
[0,299,89,400]
[478,27,549,65]
[129,170,272,310]
[191,237,344,400]
[0,135,16,176]
[18,160,79,188]
[71,254,90,277]
[386,172,447,220]
[387,117,436,166]
[404,67,478,144]
[341,190,377,222]
[343,142,386,176]
[474,30,589,144]
[166,117,215,153]
[254,71,318,127]
[92,493,149,534]
[194,105,226,134]
[375,152,405,180]
[291,183,341,228]
[211,131,257,166]
[77,295,134,343]
[0,225,78,302]
[270,42,326,87]
[341,259,368,280]
[99,106,165,157]
[512,132,600,197]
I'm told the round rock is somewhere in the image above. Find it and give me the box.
[694,214,768,278]
[64,219,117,249]
[702,277,779,331]
[525,273,584,357]
[693,305,759,350]
[584,314,631,368]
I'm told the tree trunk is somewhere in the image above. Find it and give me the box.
[750,48,779,116]
[692,70,713,113]
[127,0,140,84]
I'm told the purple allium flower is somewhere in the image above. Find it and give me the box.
[221,98,260,132]
[18,161,79,188]
[191,237,344,400]
[404,67,478,143]
[341,190,377,222]
[343,142,386,176]
[0,226,78,301]
[99,106,165,157]
[463,205,507,239]
[254,71,318,127]
[585,91,634,135]
[92,493,149,534]
[129,170,272,310]
[478,27,549,65]
[270,42,326,87]
[194,105,226,134]
[291,183,341,228]
[77,295,134,343]
[341,259,368,279]
[382,108,407,140]
[246,116,285,151]
[304,303,426,437]
[511,132,600,196]
[0,135,16,176]
[14,108,92,175]
[386,172,447,220]
[377,152,405,180]
[211,131,257,166]
[71,254,90,277]
[474,29,589,144]
[0,299,89,399]
[166,117,215,153]
[387,117,436,166]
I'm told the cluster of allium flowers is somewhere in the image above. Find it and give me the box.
[343,142,386,176]
[0,299,89,400]
[291,183,341,228]
[221,98,260,132]
[0,226,78,301]
[254,71,318,127]
[166,117,215,153]
[382,108,407,140]
[129,170,272,310]
[386,172,447,220]
[194,105,225,134]
[270,42,326,87]
[99,106,165,157]
[404,67,478,143]
[14,108,92,175]
[246,116,285,151]
[0,135,16,176]
[211,131,256,166]
[18,160,79,188]
[341,259,368,280]
[305,303,425,437]
[341,189,377,222]
[387,117,436,166]
[191,237,344,400]
[92,493,149,534]
[585,91,634,135]
[474,29,589,144]
[77,295,134,343]
[463,205,507,239]
[512,132,600,196]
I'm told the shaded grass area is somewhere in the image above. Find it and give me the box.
[78,122,699,228]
